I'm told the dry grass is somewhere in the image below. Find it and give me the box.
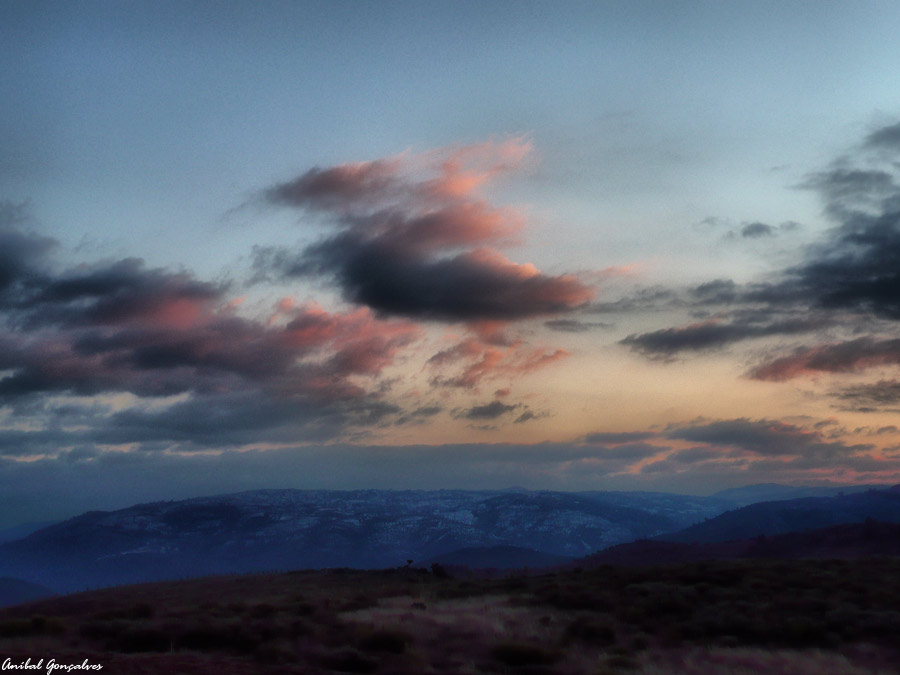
[0,561,899,673]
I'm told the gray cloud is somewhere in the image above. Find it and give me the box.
[456,401,520,421]
[834,379,900,412]
[584,431,657,444]
[666,418,872,460]
[544,318,613,332]
[740,221,774,238]
[621,315,829,357]
[613,119,900,393]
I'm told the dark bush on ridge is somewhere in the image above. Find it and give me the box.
[114,626,170,653]
[490,642,558,667]
[358,628,410,654]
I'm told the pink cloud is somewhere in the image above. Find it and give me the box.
[749,337,900,381]
[259,138,595,322]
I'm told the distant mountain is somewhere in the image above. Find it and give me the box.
[579,519,900,567]
[421,545,573,570]
[0,521,58,544]
[658,484,900,544]
[710,483,883,508]
[0,488,729,593]
[0,577,55,608]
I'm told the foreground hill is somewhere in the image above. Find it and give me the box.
[658,484,900,543]
[1,559,899,674]
[0,488,729,592]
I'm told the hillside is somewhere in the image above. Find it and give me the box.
[580,519,900,567]
[658,485,900,543]
[1,559,899,674]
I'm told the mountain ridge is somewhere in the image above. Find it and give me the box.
[0,487,729,592]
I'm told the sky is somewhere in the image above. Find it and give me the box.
[4,0,900,525]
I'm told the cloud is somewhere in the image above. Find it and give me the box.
[456,401,520,420]
[0,201,57,301]
[583,431,657,444]
[834,380,900,412]
[426,322,570,390]
[749,337,900,381]
[0,293,420,403]
[864,121,900,151]
[0,208,427,449]
[257,139,594,322]
[615,118,900,398]
[621,316,828,357]
[667,447,724,463]
[544,318,613,332]
[740,221,774,238]
[666,418,871,460]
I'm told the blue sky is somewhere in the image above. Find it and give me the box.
[4,1,900,525]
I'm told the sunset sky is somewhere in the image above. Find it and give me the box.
[4,1,900,525]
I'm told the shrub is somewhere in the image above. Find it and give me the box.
[563,616,616,646]
[358,628,410,654]
[490,642,557,668]
[0,615,65,638]
[113,626,171,653]
[177,621,262,654]
[319,648,378,673]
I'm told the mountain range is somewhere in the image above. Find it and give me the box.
[0,488,730,593]
[1,484,897,597]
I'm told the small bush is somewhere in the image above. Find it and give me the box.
[563,616,616,646]
[490,642,557,668]
[0,615,65,638]
[320,648,378,673]
[93,603,154,620]
[178,621,262,654]
[0,619,33,638]
[603,653,639,670]
[114,627,171,653]
[358,628,410,654]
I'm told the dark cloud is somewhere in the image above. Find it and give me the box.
[621,316,828,357]
[833,380,900,412]
[690,279,739,304]
[0,208,426,449]
[0,201,56,301]
[266,160,401,212]
[258,141,593,322]
[544,318,613,332]
[457,401,520,420]
[666,418,871,459]
[276,236,593,321]
[749,337,900,381]
[616,119,900,391]
[591,287,680,314]
[394,405,443,426]
[864,121,900,150]
[593,443,662,461]
[667,447,723,463]
[740,222,774,238]
[584,431,657,444]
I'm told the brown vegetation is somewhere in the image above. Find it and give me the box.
[0,560,899,673]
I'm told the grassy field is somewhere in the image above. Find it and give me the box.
[1,559,899,674]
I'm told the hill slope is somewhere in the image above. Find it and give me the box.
[658,485,900,543]
[581,519,900,567]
